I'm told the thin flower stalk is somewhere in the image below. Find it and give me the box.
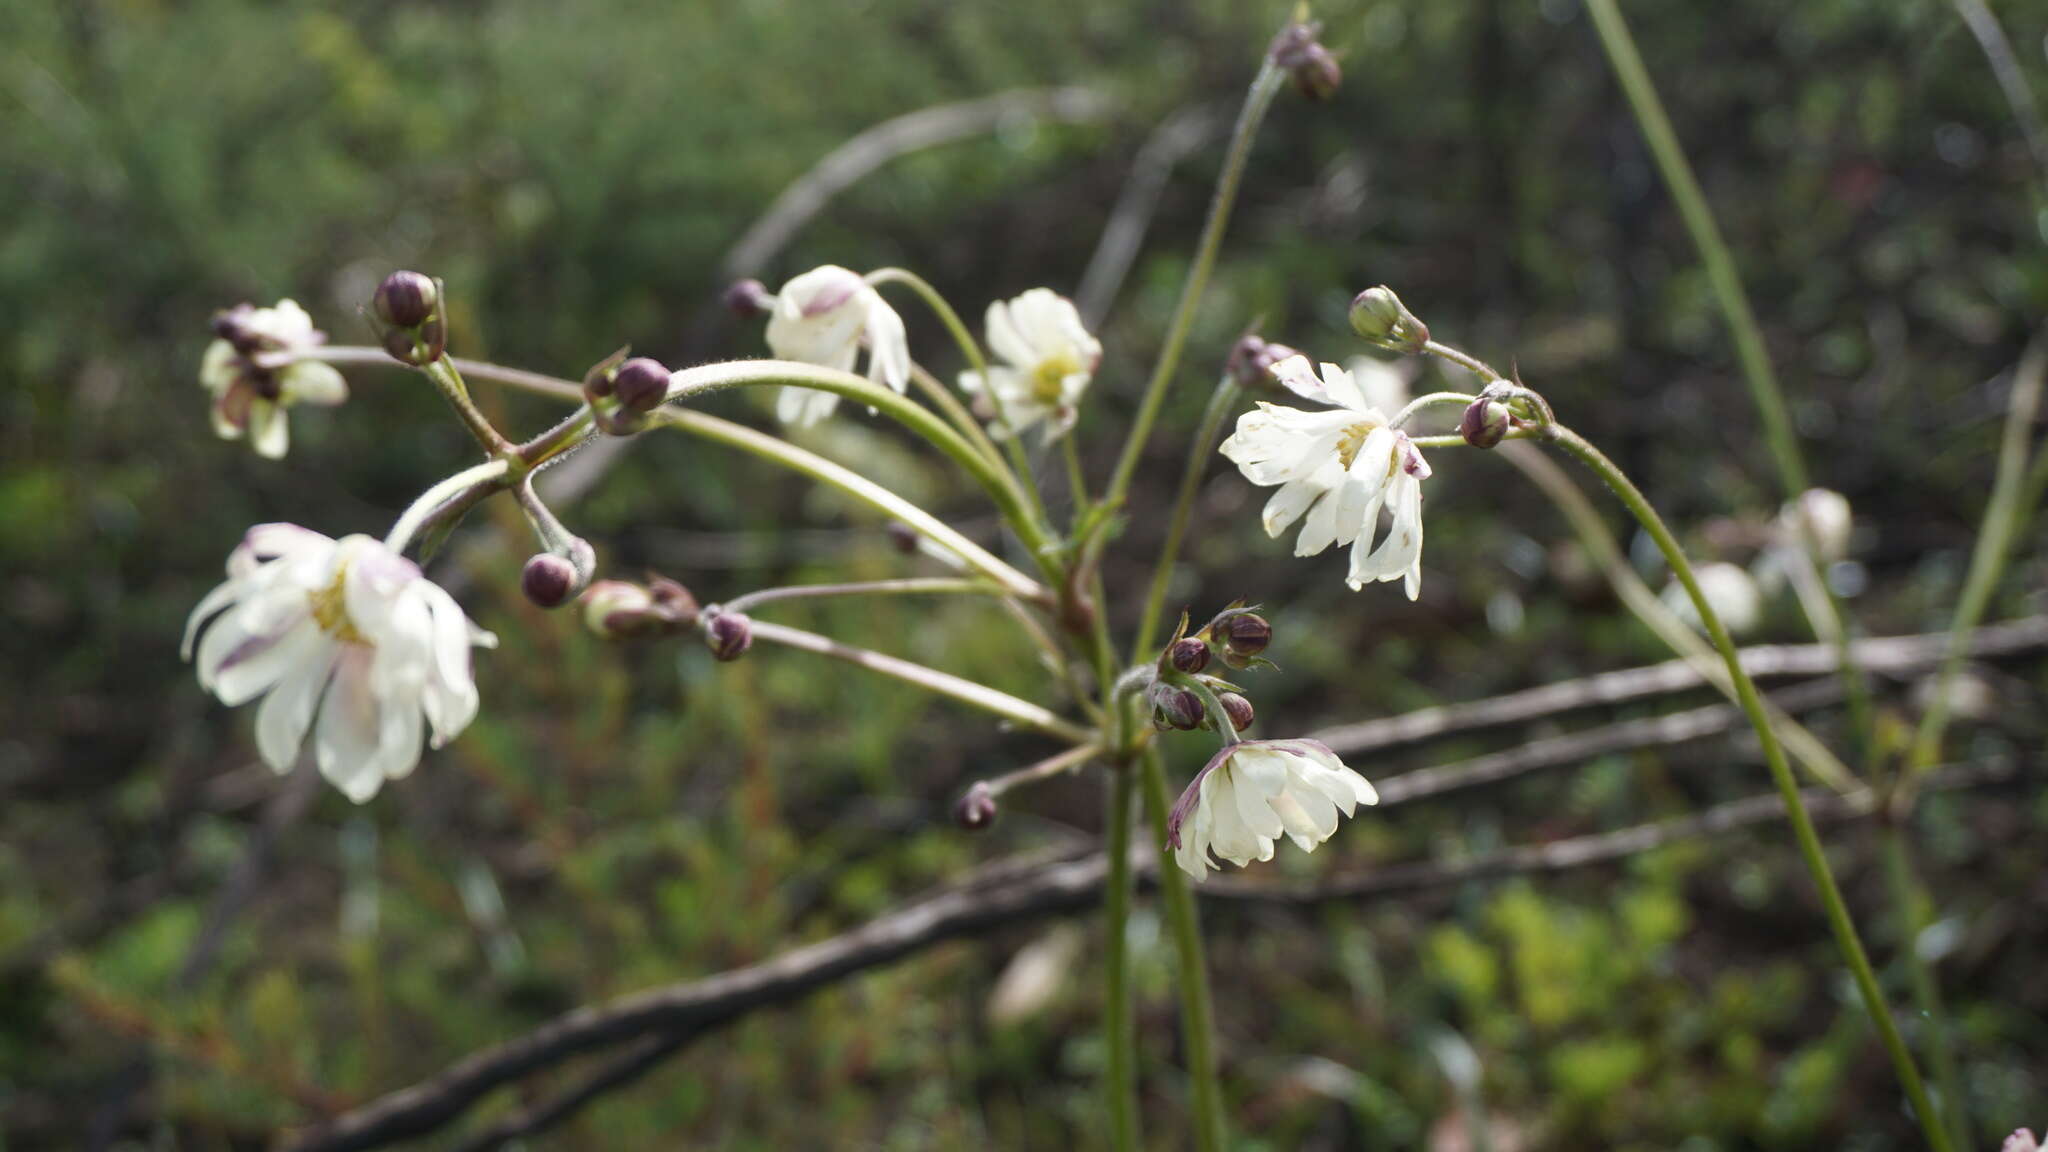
[717,577,1012,617]
[1102,763,1140,1151]
[1544,422,1952,1152]
[1139,746,1224,1152]
[383,460,513,556]
[1132,378,1238,658]
[742,619,1090,744]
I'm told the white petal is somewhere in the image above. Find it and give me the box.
[199,341,237,392]
[248,401,289,459]
[281,361,348,406]
[315,650,385,802]
[254,634,337,772]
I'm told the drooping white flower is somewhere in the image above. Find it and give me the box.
[1661,560,1763,636]
[184,524,495,802]
[1167,739,1378,882]
[958,288,1101,443]
[762,265,911,427]
[199,300,348,459]
[1218,356,1433,598]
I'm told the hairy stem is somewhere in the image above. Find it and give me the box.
[742,619,1090,744]
[1546,423,1951,1152]
[383,459,511,555]
[1139,746,1224,1152]
[1103,60,1284,513]
[1133,379,1238,659]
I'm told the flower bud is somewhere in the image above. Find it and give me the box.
[611,357,671,413]
[373,271,439,329]
[581,580,655,638]
[1167,636,1211,675]
[724,278,775,319]
[705,611,754,662]
[1217,692,1255,733]
[647,576,701,627]
[1149,682,1205,731]
[521,553,578,608]
[1348,285,1429,354]
[1268,22,1342,102]
[1225,334,1306,392]
[1220,612,1272,659]
[953,782,998,831]
[1460,398,1510,449]
[884,520,921,554]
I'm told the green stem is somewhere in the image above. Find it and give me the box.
[1580,0,1878,761]
[869,267,1055,532]
[1546,423,1952,1152]
[1132,379,1239,658]
[741,618,1091,744]
[1063,433,1093,521]
[383,459,511,554]
[1103,760,1141,1152]
[1904,341,2044,787]
[909,361,1011,476]
[664,358,1059,569]
[421,357,517,456]
[719,577,1006,616]
[1139,746,1224,1152]
[648,408,1042,600]
[1103,61,1284,513]
[1881,826,1973,1152]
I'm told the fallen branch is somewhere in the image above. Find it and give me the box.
[287,760,2018,1152]
[1310,616,2048,756]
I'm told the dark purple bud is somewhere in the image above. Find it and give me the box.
[647,576,701,627]
[521,553,578,608]
[953,782,998,831]
[1460,398,1510,449]
[884,521,921,554]
[705,611,754,662]
[1268,22,1341,102]
[1226,334,1304,391]
[1218,692,1255,733]
[724,278,775,319]
[612,357,671,413]
[1168,636,1211,675]
[1220,613,1272,658]
[1149,682,1205,731]
[373,271,439,329]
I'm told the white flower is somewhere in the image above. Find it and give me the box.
[1167,739,1378,882]
[763,265,911,427]
[200,300,348,459]
[184,524,495,802]
[958,288,1101,443]
[1778,487,1852,564]
[1661,561,1762,636]
[1218,356,1433,599]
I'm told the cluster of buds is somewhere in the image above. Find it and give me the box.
[579,576,700,640]
[1267,20,1341,102]
[582,349,672,436]
[1146,605,1271,734]
[1348,286,1430,355]
[372,271,447,366]
[1459,376,1554,449]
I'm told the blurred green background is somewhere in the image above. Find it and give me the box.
[4,0,2046,1147]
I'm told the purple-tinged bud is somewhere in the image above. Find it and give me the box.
[1268,22,1342,102]
[724,278,775,319]
[705,611,754,662]
[647,576,701,627]
[580,580,654,638]
[521,553,578,608]
[884,520,921,554]
[1460,398,1510,448]
[1226,334,1307,392]
[1168,636,1211,674]
[1217,692,1255,733]
[1348,285,1429,354]
[1220,613,1272,659]
[612,357,671,413]
[953,782,998,831]
[373,271,439,329]
[1149,681,1206,731]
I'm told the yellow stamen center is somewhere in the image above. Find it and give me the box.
[1029,353,1083,404]
[309,567,369,645]
[1334,420,1389,471]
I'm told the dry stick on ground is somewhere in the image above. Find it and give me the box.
[287,753,2023,1152]
[1309,615,2048,757]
